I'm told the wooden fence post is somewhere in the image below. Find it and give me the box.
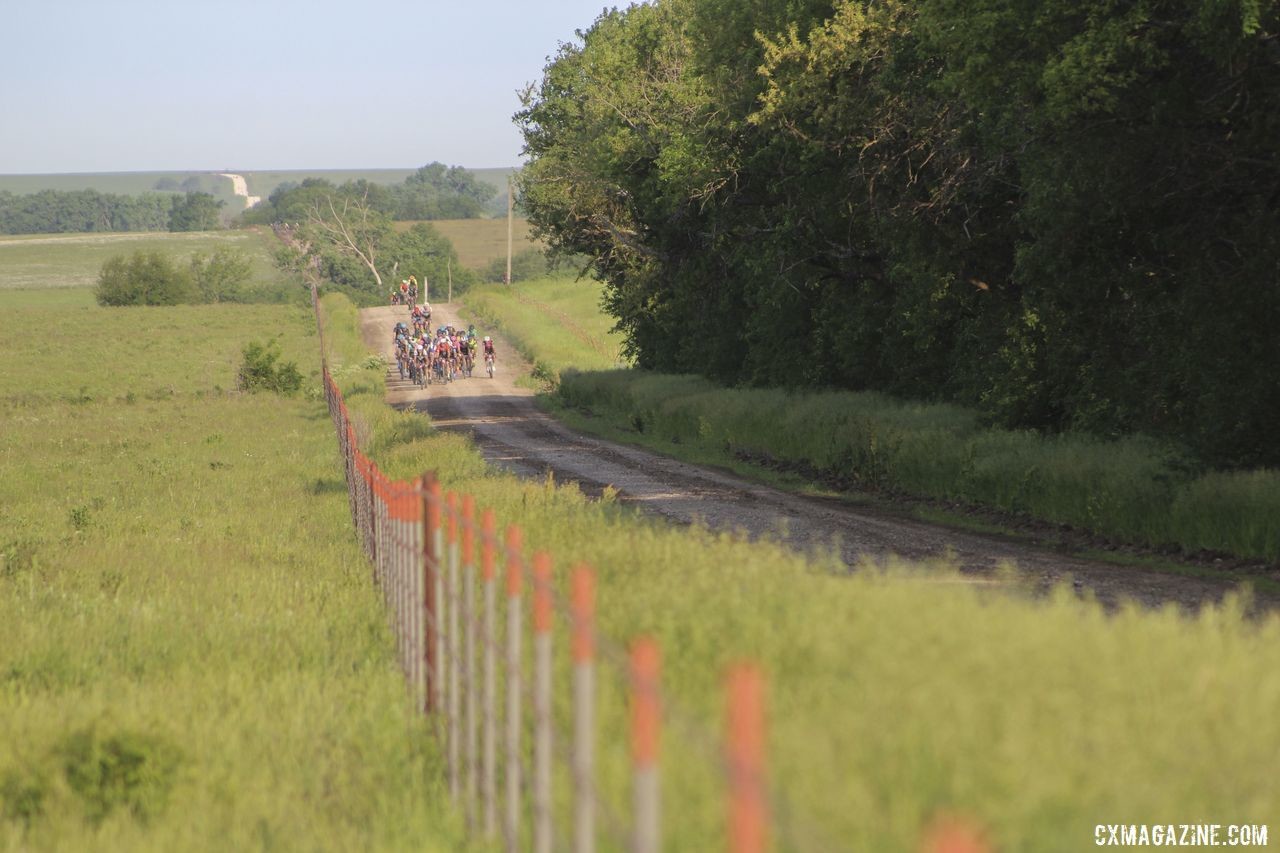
[446,491,460,799]
[423,474,443,715]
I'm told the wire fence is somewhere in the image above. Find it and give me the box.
[313,289,991,853]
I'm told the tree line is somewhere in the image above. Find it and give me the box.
[0,189,222,234]
[240,163,496,225]
[517,0,1280,468]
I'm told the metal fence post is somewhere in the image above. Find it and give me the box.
[481,509,498,838]
[424,476,443,716]
[532,552,554,853]
[462,495,479,824]
[504,525,523,853]
[726,665,768,853]
[446,491,461,799]
[572,566,596,853]
[631,638,661,853]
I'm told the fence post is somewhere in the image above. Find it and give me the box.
[481,509,498,838]
[726,665,768,853]
[504,526,524,853]
[532,552,554,853]
[446,491,461,799]
[572,566,596,853]
[462,494,478,825]
[631,638,661,853]
[423,474,443,715]
[412,477,424,709]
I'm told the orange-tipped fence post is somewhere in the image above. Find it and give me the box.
[424,474,443,715]
[571,565,596,853]
[462,494,479,824]
[481,508,498,838]
[446,491,461,799]
[532,552,554,853]
[411,478,425,707]
[919,814,991,853]
[504,525,524,853]
[726,665,768,853]
[631,638,661,853]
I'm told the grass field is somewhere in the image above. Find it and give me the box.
[399,218,540,271]
[0,229,298,300]
[0,249,461,850]
[322,291,1280,852]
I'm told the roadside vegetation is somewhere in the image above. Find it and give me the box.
[463,276,627,384]
[463,275,1280,566]
[324,290,1280,851]
[518,0,1280,472]
[0,262,462,850]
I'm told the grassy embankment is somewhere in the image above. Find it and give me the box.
[328,288,1280,852]
[463,276,625,386]
[461,277,1280,566]
[0,229,298,303]
[0,274,462,849]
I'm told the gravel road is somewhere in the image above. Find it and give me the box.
[363,303,1261,612]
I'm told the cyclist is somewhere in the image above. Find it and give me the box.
[482,336,496,377]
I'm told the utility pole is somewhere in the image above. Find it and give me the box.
[505,174,514,287]
[448,257,453,303]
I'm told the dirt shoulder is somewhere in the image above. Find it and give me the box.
[360,302,1271,613]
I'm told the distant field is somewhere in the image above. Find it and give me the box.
[397,217,538,270]
[0,229,295,295]
[0,171,241,210]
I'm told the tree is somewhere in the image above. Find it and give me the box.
[95,251,195,306]
[300,190,392,291]
[168,191,223,231]
[189,247,253,303]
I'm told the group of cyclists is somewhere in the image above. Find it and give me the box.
[391,300,497,387]
[389,276,420,307]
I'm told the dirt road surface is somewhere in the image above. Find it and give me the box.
[362,303,1260,612]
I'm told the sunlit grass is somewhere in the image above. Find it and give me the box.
[463,276,626,382]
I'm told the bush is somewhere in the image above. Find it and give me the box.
[237,339,303,395]
[95,252,195,306]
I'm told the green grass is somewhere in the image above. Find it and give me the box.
[321,290,1280,852]
[555,371,1280,562]
[0,291,463,850]
[462,276,627,383]
[397,218,540,271]
[0,229,297,298]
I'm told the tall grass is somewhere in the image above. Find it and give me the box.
[555,371,1280,561]
[463,276,626,383]
[0,294,463,850]
[321,291,1280,851]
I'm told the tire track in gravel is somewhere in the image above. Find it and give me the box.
[361,303,1263,613]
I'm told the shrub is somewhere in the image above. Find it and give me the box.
[237,339,303,395]
[95,251,195,306]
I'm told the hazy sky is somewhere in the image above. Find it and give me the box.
[0,0,614,174]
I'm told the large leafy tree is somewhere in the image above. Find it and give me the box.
[519,0,1280,467]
